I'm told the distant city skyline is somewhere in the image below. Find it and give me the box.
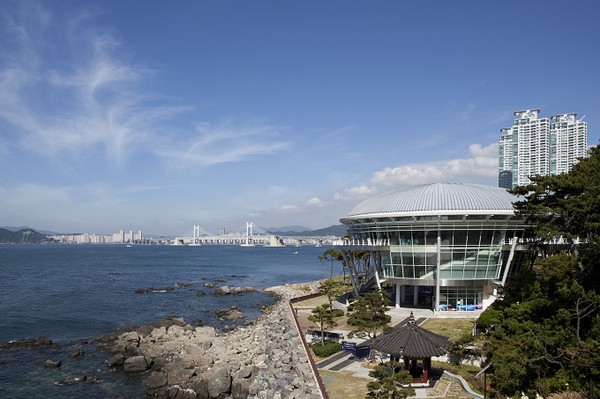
[1,1,599,235]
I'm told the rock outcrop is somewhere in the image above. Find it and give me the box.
[44,359,61,368]
[99,282,322,398]
[211,285,257,295]
[0,336,53,350]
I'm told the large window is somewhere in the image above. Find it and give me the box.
[384,227,506,280]
[439,287,483,310]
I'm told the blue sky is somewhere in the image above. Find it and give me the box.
[1,0,599,235]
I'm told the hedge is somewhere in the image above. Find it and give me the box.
[310,341,341,357]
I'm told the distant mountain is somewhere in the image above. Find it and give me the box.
[307,224,348,237]
[0,228,54,244]
[1,225,32,232]
[1,226,59,235]
[265,225,310,233]
[274,224,348,237]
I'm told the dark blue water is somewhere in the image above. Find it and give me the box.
[0,244,327,398]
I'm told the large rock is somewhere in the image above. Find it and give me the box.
[190,377,209,399]
[167,325,185,337]
[212,285,231,295]
[146,371,167,389]
[166,385,196,399]
[207,366,231,398]
[231,375,252,399]
[44,359,61,368]
[215,306,245,322]
[106,354,125,367]
[123,355,148,372]
[120,331,140,342]
[69,348,84,358]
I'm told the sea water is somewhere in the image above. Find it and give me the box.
[0,244,328,398]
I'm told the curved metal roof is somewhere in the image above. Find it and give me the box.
[346,183,517,219]
[370,312,451,358]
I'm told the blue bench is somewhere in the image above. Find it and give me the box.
[341,341,371,358]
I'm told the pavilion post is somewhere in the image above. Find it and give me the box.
[423,357,431,382]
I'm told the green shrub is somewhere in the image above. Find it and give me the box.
[477,307,501,331]
[329,309,344,318]
[310,341,341,357]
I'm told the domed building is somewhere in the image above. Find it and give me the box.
[335,183,530,311]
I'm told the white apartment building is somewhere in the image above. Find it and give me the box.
[550,113,588,175]
[498,109,588,189]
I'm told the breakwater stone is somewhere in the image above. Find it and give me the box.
[99,283,322,398]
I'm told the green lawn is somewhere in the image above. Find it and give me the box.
[419,318,475,342]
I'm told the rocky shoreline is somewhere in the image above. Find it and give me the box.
[96,281,322,399]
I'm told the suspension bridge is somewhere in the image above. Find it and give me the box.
[172,222,338,247]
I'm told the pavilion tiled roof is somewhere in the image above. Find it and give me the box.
[370,312,452,358]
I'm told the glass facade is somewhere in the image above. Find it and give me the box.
[382,227,505,280]
[347,216,526,283]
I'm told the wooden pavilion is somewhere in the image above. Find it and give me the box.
[370,312,452,384]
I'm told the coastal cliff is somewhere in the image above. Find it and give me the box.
[98,282,322,399]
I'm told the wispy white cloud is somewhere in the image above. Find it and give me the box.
[0,6,179,165]
[304,197,324,207]
[161,121,290,167]
[1,3,284,170]
[278,196,325,212]
[333,185,378,201]
[334,142,498,202]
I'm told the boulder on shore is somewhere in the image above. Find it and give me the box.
[106,354,125,367]
[123,356,148,372]
[216,305,245,322]
[212,285,257,295]
[207,366,231,397]
[44,359,61,368]
[69,348,84,358]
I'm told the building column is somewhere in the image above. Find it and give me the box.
[400,285,406,306]
[413,285,418,306]
[395,283,401,308]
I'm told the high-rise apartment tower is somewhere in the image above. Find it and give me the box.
[498,109,587,189]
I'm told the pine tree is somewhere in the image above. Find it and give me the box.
[366,361,414,399]
[481,144,600,397]
[308,304,338,346]
[347,289,391,339]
